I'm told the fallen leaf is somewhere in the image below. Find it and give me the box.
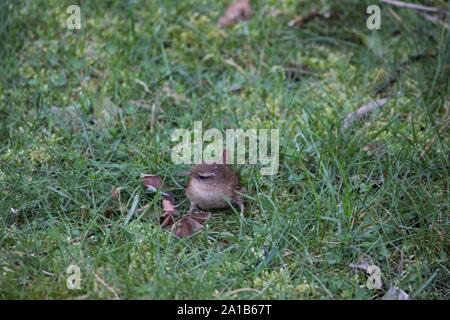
[382,287,409,300]
[160,210,177,228]
[173,212,211,238]
[218,0,252,28]
[141,173,163,192]
[141,173,178,224]
[141,173,211,237]
[160,192,178,227]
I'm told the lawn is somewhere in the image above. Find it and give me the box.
[0,0,448,299]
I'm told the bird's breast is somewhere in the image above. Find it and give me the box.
[186,179,233,210]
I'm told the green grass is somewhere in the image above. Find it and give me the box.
[0,0,449,299]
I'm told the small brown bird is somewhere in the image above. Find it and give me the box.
[185,159,245,214]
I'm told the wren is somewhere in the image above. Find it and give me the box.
[185,160,245,214]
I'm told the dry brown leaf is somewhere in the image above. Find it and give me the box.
[160,192,178,227]
[141,173,163,191]
[141,173,178,225]
[173,212,211,238]
[218,0,252,28]
[141,173,211,237]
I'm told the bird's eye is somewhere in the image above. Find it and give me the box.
[198,172,215,180]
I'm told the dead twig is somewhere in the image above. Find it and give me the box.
[420,12,450,30]
[94,272,120,299]
[224,288,262,296]
[288,10,340,28]
[134,79,151,96]
[380,0,448,15]
[348,263,370,272]
[341,97,391,132]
